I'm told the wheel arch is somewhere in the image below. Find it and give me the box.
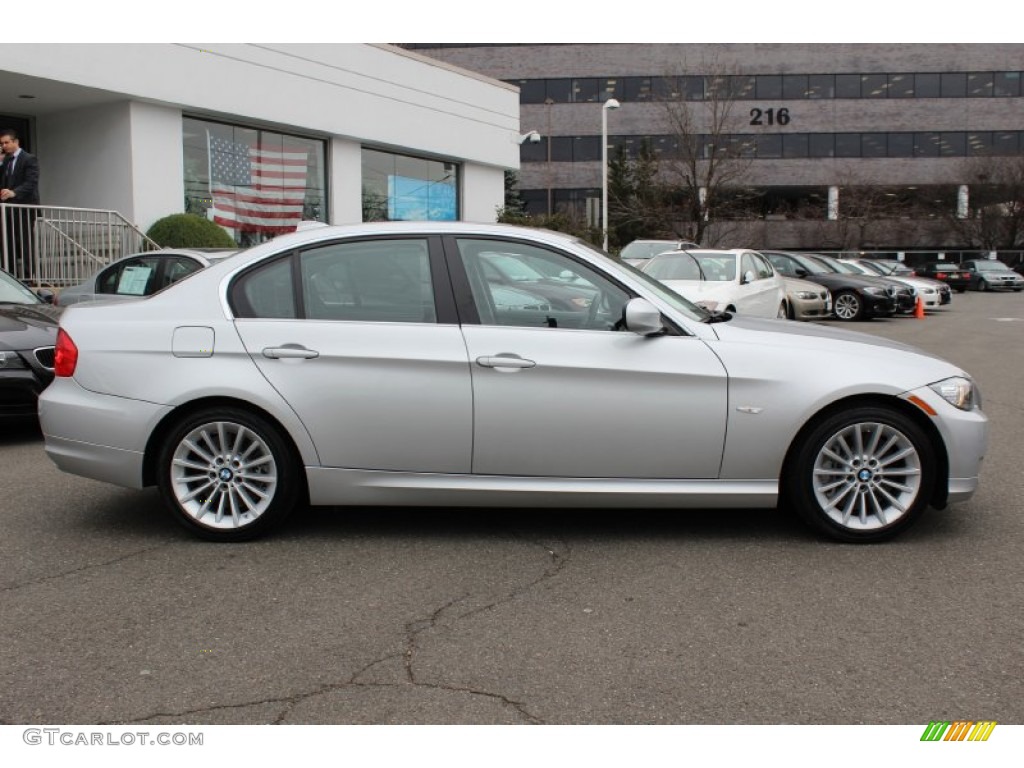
[142,396,309,501]
[780,393,950,509]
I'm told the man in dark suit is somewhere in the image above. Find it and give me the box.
[0,128,40,277]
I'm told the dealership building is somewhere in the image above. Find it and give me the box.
[0,44,519,257]
[403,44,1024,254]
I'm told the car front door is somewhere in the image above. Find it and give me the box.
[231,237,472,473]
[448,236,728,479]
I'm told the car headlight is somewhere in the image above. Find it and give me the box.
[795,291,818,299]
[0,350,27,369]
[929,376,979,411]
[863,286,886,296]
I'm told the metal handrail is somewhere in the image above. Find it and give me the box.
[1,203,161,287]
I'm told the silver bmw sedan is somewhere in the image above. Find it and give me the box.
[39,222,987,544]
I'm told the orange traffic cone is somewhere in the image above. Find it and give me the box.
[914,296,925,319]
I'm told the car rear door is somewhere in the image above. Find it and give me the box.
[230,236,472,473]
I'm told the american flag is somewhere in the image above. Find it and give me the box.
[208,134,308,234]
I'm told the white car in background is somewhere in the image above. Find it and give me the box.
[642,248,788,318]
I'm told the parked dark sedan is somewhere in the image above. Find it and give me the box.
[961,259,1024,292]
[813,254,917,314]
[0,268,60,418]
[762,250,898,321]
[916,263,972,293]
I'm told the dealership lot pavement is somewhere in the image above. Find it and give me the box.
[1,292,1021,725]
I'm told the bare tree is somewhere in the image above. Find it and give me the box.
[659,61,759,245]
[949,155,1024,251]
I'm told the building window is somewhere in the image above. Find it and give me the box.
[914,73,941,98]
[888,74,915,98]
[183,117,326,247]
[888,133,914,157]
[967,72,994,97]
[861,74,888,98]
[361,148,458,222]
[807,75,834,99]
[755,75,782,100]
[861,134,887,157]
[782,75,809,100]
[835,74,861,98]
[835,133,861,157]
[940,72,967,98]
[782,133,809,158]
[993,72,1021,97]
[809,133,835,157]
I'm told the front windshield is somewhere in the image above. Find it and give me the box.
[973,261,1010,272]
[790,254,831,275]
[808,255,843,274]
[832,261,866,275]
[644,252,702,280]
[572,238,710,322]
[0,270,42,304]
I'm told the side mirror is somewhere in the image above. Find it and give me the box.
[795,267,808,278]
[623,298,665,337]
[741,270,756,285]
[35,288,55,304]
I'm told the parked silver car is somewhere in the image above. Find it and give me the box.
[57,249,238,306]
[39,222,988,544]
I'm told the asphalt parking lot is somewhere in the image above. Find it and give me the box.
[1,291,1022,726]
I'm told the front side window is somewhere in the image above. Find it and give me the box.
[456,239,629,331]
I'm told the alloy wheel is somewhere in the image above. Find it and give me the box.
[169,420,279,530]
[811,421,922,531]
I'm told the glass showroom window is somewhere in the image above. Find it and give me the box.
[182,117,326,247]
[361,148,459,222]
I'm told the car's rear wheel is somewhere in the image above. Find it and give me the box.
[832,291,864,321]
[786,406,934,543]
[157,407,300,541]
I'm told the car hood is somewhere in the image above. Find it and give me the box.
[783,277,828,293]
[0,303,61,350]
[707,314,961,381]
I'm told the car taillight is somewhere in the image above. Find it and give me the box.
[54,329,78,377]
[937,272,947,278]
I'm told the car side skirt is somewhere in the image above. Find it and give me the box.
[306,468,778,508]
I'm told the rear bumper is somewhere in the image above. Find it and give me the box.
[39,377,171,488]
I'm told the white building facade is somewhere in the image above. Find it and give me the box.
[0,44,521,243]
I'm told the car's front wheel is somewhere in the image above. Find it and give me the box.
[157,407,301,541]
[786,405,935,543]
[832,290,864,321]
[777,301,789,319]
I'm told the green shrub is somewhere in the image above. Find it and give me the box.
[146,213,236,248]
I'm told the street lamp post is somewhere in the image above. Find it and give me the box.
[601,98,620,251]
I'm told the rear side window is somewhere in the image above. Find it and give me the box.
[233,257,297,319]
[300,239,435,323]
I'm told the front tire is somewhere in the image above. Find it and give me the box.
[832,290,864,321]
[777,301,789,319]
[156,407,301,541]
[786,406,935,543]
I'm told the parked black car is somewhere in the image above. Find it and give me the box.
[916,262,971,293]
[812,254,917,314]
[762,251,898,321]
[0,269,61,419]
[961,259,1024,292]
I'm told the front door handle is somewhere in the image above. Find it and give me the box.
[476,354,536,370]
[262,346,319,360]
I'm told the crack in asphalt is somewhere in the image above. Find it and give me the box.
[0,544,174,593]
[114,536,571,726]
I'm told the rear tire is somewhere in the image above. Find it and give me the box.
[156,407,301,541]
[786,406,935,543]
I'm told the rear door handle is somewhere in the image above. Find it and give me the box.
[476,355,536,370]
[262,346,319,360]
